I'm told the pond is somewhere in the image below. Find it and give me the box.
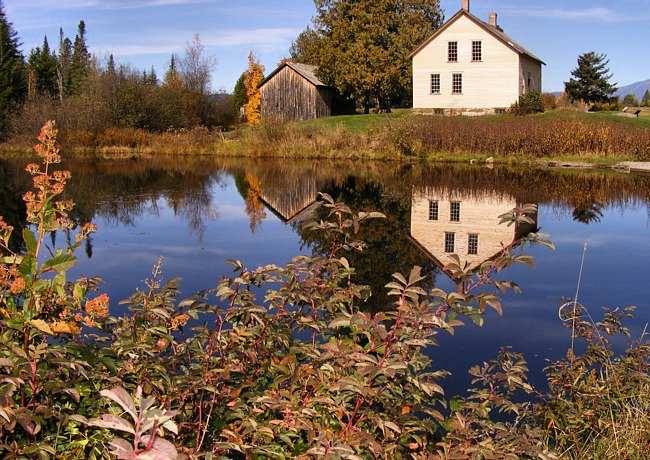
[1,156,648,393]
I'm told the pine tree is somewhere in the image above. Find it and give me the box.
[57,28,73,99]
[564,51,617,106]
[107,54,116,74]
[642,89,650,107]
[0,0,27,136]
[164,54,180,86]
[27,35,58,97]
[69,20,91,95]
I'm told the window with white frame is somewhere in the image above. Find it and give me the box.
[452,74,462,94]
[468,234,478,255]
[428,200,439,220]
[444,232,455,253]
[450,201,461,221]
[472,41,482,61]
[448,41,458,62]
[430,74,440,94]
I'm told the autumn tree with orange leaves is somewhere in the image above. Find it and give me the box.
[243,51,264,126]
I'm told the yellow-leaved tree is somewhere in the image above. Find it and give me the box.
[243,51,265,126]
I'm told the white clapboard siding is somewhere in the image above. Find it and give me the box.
[412,11,542,111]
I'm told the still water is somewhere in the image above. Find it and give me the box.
[1,157,649,392]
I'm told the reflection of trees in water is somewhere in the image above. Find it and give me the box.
[572,201,605,224]
[0,160,28,253]
[0,158,225,249]
[300,176,439,312]
[62,159,224,241]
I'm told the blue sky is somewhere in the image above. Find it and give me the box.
[5,0,649,93]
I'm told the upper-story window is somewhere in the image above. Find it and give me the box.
[448,41,458,62]
[452,74,463,94]
[429,200,439,220]
[450,201,461,221]
[430,74,440,94]
[472,41,482,61]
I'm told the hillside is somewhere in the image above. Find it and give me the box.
[615,78,650,100]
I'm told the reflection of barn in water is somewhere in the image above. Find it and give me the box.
[408,187,537,278]
[258,175,322,225]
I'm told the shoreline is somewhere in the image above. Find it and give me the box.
[2,144,650,175]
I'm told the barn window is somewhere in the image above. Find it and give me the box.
[450,201,461,221]
[448,42,458,62]
[472,41,482,61]
[429,200,439,220]
[444,232,455,253]
[468,234,479,255]
[430,74,440,94]
[452,74,462,94]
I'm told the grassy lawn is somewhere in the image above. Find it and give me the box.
[298,108,410,132]
[293,107,650,133]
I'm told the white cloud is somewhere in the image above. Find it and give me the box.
[94,27,300,57]
[202,27,301,48]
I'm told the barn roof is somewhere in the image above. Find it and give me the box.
[409,9,545,65]
[258,62,327,89]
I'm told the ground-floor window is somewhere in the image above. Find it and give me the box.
[468,233,478,255]
[444,232,455,253]
[452,73,462,94]
[430,74,440,94]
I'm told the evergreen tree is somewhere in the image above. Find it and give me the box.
[69,20,91,95]
[564,51,617,105]
[292,0,444,111]
[164,54,179,85]
[0,0,27,136]
[107,54,116,74]
[148,66,157,86]
[27,36,58,97]
[642,89,650,107]
[233,72,248,110]
[57,28,73,99]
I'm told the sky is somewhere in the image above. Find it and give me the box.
[4,0,649,93]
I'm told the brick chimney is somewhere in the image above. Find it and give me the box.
[462,0,470,12]
[489,12,497,27]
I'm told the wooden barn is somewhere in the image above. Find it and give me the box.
[258,62,352,121]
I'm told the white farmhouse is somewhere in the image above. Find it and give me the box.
[410,0,544,115]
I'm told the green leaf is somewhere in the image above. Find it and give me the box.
[29,319,53,335]
[40,254,77,274]
[22,228,37,253]
[19,253,36,277]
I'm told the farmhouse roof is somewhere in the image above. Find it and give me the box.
[409,9,545,65]
[258,62,327,88]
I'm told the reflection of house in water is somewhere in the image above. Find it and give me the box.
[259,176,321,225]
[409,188,537,277]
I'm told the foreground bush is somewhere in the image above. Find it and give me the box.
[0,122,647,458]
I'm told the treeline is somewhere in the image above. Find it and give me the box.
[0,1,234,142]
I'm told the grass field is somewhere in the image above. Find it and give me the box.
[296,107,650,132]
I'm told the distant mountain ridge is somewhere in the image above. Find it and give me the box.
[550,78,649,100]
[615,78,650,100]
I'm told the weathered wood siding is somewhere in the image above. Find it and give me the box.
[259,175,319,222]
[260,66,332,121]
[413,14,530,110]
